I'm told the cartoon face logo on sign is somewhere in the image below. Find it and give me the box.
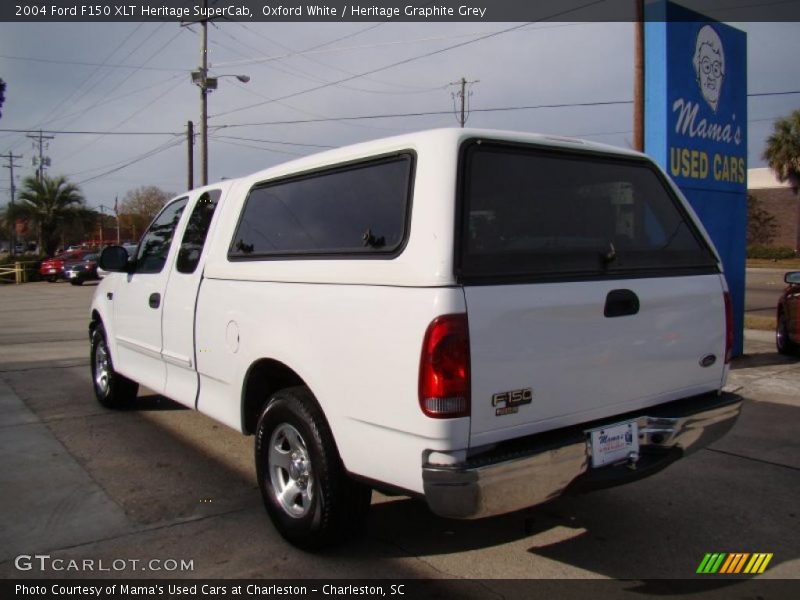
[693,25,725,112]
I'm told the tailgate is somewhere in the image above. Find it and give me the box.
[465,275,727,445]
[455,138,727,447]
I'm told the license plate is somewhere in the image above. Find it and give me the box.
[48,268,56,273]
[589,420,639,468]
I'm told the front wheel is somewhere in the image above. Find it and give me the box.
[776,311,799,356]
[91,324,139,408]
[255,386,371,550]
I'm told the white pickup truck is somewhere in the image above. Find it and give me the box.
[90,128,741,549]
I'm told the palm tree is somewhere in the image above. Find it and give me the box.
[10,174,85,256]
[763,110,800,193]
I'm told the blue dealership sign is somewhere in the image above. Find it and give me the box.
[666,12,747,192]
[645,1,747,356]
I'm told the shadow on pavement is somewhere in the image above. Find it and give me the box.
[123,392,189,412]
[732,351,799,370]
[2,358,798,585]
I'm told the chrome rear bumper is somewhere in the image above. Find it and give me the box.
[422,390,742,519]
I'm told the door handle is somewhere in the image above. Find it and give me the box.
[604,289,639,318]
[148,293,161,309]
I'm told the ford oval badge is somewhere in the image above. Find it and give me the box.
[699,354,717,368]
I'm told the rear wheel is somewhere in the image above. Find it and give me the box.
[70,279,83,286]
[91,323,138,408]
[776,310,799,356]
[255,386,371,550]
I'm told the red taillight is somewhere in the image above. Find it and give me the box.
[419,314,470,418]
[724,291,733,364]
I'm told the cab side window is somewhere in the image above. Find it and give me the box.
[135,198,188,274]
[176,190,221,274]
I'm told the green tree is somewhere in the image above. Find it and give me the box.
[763,110,800,193]
[10,174,85,256]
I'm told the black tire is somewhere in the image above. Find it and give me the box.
[776,310,799,356]
[255,386,371,550]
[48,276,58,283]
[90,323,139,408]
[70,279,83,286]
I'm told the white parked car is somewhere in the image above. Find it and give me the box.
[90,128,741,549]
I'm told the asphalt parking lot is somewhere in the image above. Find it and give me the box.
[0,280,798,588]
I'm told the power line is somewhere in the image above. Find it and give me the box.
[211,0,609,119]
[213,135,335,149]
[70,137,181,177]
[75,138,185,185]
[213,138,305,157]
[214,99,635,129]
[229,22,445,95]
[0,53,184,72]
[3,91,797,140]
[32,23,148,132]
[748,90,800,97]
[57,30,188,168]
[38,73,186,126]
[212,22,593,71]
[210,89,800,130]
[0,128,179,135]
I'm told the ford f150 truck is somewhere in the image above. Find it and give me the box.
[90,128,742,549]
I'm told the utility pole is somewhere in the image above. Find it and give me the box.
[186,6,248,186]
[3,151,23,256]
[113,197,120,244]
[449,77,479,128]
[26,130,54,180]
[186,6,249,187]
[97,205,105,247]
[633,0,645,152]
[200,5,209,186]
[187,120,194,190]
[97,204,120,247]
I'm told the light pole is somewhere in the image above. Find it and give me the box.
[191,26,249,188]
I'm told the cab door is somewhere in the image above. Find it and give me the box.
[160,188,223,407]
[112,197,188,394]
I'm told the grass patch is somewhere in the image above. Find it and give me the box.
[747,258,800,270]
[744,314,776,331]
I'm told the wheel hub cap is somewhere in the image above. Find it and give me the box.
[94,341,110,396]
[268,423,314,518]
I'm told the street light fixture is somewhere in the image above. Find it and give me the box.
[191,67,250,187]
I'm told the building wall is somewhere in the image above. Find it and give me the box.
[749,188,799,250]
[748,167,799,251]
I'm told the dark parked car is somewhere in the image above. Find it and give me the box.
[64,253,100,286]
[776,271,800,355]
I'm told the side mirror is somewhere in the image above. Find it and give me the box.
[785,271,800,285]
[99,246,130,272]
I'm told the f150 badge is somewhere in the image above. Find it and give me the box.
[492,388,533,416]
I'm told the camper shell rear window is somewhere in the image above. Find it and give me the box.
[455,140,719,283]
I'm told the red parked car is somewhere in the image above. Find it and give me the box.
[39,250,86,282]
[776,271,800,355]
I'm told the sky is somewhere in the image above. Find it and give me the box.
[1,17,799,210]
